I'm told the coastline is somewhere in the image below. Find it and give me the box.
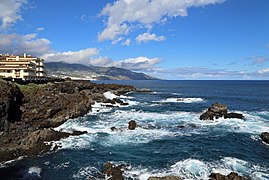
[0,79,136,163]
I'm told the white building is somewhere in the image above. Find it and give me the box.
[0,53,45,80]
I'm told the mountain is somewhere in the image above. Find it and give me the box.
[44,62,159,80]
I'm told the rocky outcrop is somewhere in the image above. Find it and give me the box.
[148,176,182,180]
[103,162,124,180]
[0,80,23,131]
[200,103,244,120]
[128,120,137,130]
[0,80,136,162]
[209,172,250,180]
[261,132,269,144]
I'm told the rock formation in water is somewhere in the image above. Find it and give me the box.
[209,172,250,180]
[0,79,136,162]
[200,103,244,120]
[128,120,137,130]
[103,162,125,180]
[261,132,269,144]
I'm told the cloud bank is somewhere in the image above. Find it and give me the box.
[0,33,51,56]
[98,0,223,42]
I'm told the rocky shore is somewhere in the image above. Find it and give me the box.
[0,79,136,163]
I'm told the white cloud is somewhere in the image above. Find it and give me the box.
[36,27,45,31]
[89,56,112,66]
[258,68,269,74]
[0,0,27,30]
[42,48,99,64]
[99,0,223,41]
[87,56,160,71]
[0,33,51,56]
[112,37,124,45]
[108,56,161,71]
[136,32,165,43]
[122,38,131,46]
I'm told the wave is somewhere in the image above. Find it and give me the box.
[53,109,269,150]
[124,157,269,180]
[103,91,134,100]
[154,97,204,103]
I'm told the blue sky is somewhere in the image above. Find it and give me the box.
[0,0,269,80]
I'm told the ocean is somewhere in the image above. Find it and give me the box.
[2,80,269,179]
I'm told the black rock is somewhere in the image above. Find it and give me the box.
[261,132,269,144]
[128,120,137,130]
[224,113,244,119]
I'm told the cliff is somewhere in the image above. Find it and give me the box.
[0,79,136,162]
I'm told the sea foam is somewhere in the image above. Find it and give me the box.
[154,97,204,103]
[124,157,269,180]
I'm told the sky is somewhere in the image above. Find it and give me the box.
[0,0,269,80]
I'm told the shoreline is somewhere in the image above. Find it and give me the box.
[0,79,136,163]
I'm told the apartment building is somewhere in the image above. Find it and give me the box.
[0,53,45,80]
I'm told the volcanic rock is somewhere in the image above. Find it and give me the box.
[224,113,244,119]
[0,80,23,131]
[128,120,137,130]
[209,172,250,180]
[103,162,124,180]
[0,79,136,163]
[261,132,269,144]
[200,103,244,120]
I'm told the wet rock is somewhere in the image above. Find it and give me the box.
[224,113,244,119]
[71,130,88,136]
[209,172,250,180]
[103,162,124,180]
[128,120,137,130]
[148,176,182,180]
[121,102,129,106]
[111,127,117,131]
[261,132,269,144]
[200,103,244,120]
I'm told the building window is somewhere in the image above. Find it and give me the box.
[7,70,11,73]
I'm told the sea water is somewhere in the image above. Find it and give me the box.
[1,80,269,179]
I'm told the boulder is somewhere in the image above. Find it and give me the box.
[148,176,182,180]
[261,132,269,144]
[209,172,249,180]
[103,162,124,180]
[128,120,137,130]
[224,113,244,119]
[200,103,244,120]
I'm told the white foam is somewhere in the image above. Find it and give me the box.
[23,166,42,179]
[103,91,118,100]
[155,97,204,103]
[73,166,103,179]
[197,111,269,135]
[124,157,269,180]
[91,102,113,114]
[52,134,95,149]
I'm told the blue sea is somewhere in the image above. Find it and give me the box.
[2,80,269,179]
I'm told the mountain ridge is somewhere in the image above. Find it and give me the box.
[45,62,159,80]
